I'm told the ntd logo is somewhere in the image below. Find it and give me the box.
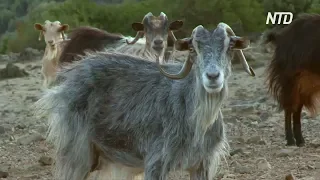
[266,12,293,25]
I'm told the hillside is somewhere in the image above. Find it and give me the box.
[0,0,318,54]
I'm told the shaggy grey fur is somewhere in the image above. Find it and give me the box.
[34,24,251,180]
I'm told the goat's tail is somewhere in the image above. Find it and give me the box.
[33,85,93,180]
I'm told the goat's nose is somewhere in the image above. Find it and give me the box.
[48,40,53,44]
[154,39,163,45]
[206,72,220,80]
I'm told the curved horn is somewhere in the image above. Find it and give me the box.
[156,52,194,79]
[168,31,177,42]
[159,12,167,17]
[142,12,154,24]
[38,31,43,41]
[61,31,66,40]
[218,23,255,77]
[126,31,144,45]
[145,12,153,17]
[159,12,168,21]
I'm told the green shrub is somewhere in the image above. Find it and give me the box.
[1,0,318,53]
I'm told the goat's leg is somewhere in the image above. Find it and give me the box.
[293,103,305,147]
[144,159,168,180]
[284,109,295,146]
[95,160,143,180]
[41,67,47,87]
[41,62,51,88]
[189,163,208,180]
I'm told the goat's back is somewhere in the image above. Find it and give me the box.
[265,13,320,73]
[265,13,320,110]
[59,26,124,65]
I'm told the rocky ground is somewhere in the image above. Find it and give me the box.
[0,46,320,180]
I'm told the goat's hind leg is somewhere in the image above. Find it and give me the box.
[96,160,143,180]
[292,103,305,147]
[284,109,295,146]
[189,164,208,180]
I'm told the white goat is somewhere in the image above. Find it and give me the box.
[34,20,69,88]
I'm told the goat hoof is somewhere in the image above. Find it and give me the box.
[286,139,296,146]
[296,139,305,147]
[296,143,305,147]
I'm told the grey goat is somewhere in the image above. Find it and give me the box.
[34,22,255,180]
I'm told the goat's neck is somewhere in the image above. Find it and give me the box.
[144,45,165,63]
[44,43,59,62]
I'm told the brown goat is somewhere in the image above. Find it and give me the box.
[263,13,320,147]
[59,12,183,65]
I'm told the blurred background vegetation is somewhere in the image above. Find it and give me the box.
[0,0,319,54]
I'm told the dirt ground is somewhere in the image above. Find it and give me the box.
[1,54,320,180]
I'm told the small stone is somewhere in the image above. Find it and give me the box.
[236,137,245,144]
[0,62,29,80]
[231,104,256,114]
[276,149,295,157]
[0,170,8,178]
[247,114,261,122]
[259,111,272,121]
[309,139,320,148]
[24,95,38,102]
[256,158,272,170]
[234,165,251,174]
[230,148,244,156]
[0,126,5,134]
[315,162,320,169]
[224,174,236,178]
[16,124,27,129]
[300,177,315,180]
[19,174,41,180]
[247,135,263,144]
[17,132,45,145]
[307,165,315,170]
[221,174,236,180]
[38,156,53,166]
[35,125,47,134]
[259,140,267,145]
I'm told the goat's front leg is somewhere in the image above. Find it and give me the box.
[293,103,305,147]
[144,161,166,180]
[284,109,295,146]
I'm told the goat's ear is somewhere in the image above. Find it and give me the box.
[175,38,191,51]
[131,22,144,32]
[169,20,183,31]
[229,36,250,50]
[58,24,69,32]
[34,23,44,31]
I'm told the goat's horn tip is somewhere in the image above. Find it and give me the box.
[126,39,132,44]
[249,66,255,77]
